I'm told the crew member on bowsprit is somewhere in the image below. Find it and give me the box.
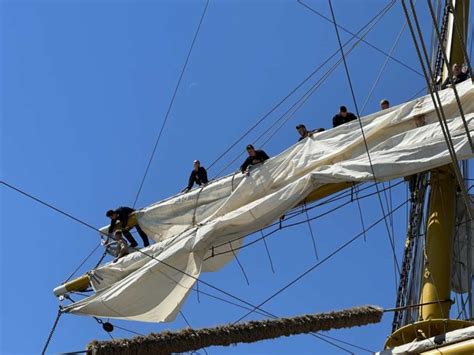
[106,207,150,248]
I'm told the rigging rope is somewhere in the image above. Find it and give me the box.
[260,231,276,274]
[41,307,62,355]
[206,0,397,175]
[230,242,250,285]
[208,179,405,253]
[1,180,110,283]
[132,0,210,207]
[231,199,409,324]
[327,0,402,280]
[63,243,102,283]
[61,184,404,354]
[392,174,428,331]
[84,193,409,342]
[304,203,319,260]
[297,0,422,78]
[214,5,397,178]
[402,0,473,221]
[1,180,101,234]
[426,0,474,152]
[207,185,407,260]
[360,18,409,114]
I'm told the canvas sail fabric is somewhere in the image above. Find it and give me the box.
[64,81,474,322]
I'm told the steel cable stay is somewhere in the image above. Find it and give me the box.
[296,0,422,79]
[32,186,473,353]
[2,172,405,292]
[0,180,110,284]
[74,201,408,355]
[257,33,374,149]
[6,4,470,355]
[206,184,409,261]
[206,0,397,175]
[208,179,405,253]
[353,185,368,243]
[0,180,102,234]
[426,0,474,152]
[63,243,103,284]
[75,190,409,332]
[327,0,402,285]
[260,230,276,274]
[359,17,410,115]
[231,199,410,324]
[132,0,210,208]
[94,199,409,334]
[0,173,401,288]
[206,188,405,259]
[401,0,473,221]
[41,307,63,355]
[215,0,408,290]
[212,2,397,178]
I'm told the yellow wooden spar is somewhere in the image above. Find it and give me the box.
[53,275,90,296]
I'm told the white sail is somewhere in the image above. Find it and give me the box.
[64,81,474,322]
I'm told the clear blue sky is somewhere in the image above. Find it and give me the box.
[1,0,473,354]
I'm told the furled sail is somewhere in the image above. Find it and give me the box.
[63,81,474,322]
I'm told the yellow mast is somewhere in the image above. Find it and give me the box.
[386,0,473,348]
[420,0,469,322]
[419,165,456,320]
